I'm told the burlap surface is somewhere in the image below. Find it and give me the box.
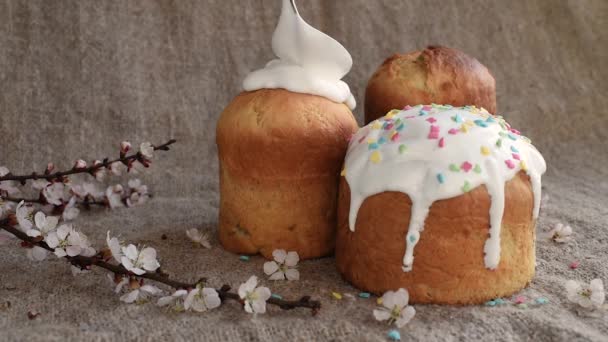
[0,0,606,341]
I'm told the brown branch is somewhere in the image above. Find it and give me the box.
[0,219,320,314]
[0,139,176,184]
[1,196,107,207]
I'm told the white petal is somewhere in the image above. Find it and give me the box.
[140,247,160,271]
[254,286,271,301]
[395,306,416,327]
[565,280,581,301]
[57,225,71,240]
[157,296,175,307]
[115,278,129,293]
[184,289,198,310]
[26,229,41,238]
[122,245,138,260]
[54,248,67,258]
[31,247,49,261]
[284,251,299,267]
[392,288,410,308]
[285,268,300,281]
[34,212,46,229]
[373,308,391,321]
[203,288,221,309]
[66,245,82,257]
[244,301,254,313]
[381,291,397,309]
[272,249,287,263]
[263,261,280,275]
[141,285,162,296]
[45,233,59,248]
[269,271,285,281]
[590,279,604,292]
[44,216,59,231]
[186,228,201,242]
[251,298,267,314]
[120,290,140,303]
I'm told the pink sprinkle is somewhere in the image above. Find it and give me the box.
[403,105,412,110]
[438,137,445,148]
[391,133,400,142]
[426,117,437,124]
[514,296,526,304]
[448,128,459,135]
[569,261,580,269]
[385,123,394,130]
[406,115,416,119]
[358,135,367,144]
[505,160,515,169]
[510,128,521,135]
[428,125,440,139]
[422,105,432,111]
[461,161,473,172]
[512,153,520,160]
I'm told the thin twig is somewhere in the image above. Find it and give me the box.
[0,139,176,184]
[1,196,107,207]
[0,219,321,313]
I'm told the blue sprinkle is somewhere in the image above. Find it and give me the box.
[484,300,496,307]
[486,116,496,123]
[378,137,387,145]
[358,292,371,299]
[452,114,463,123]
[239,255,250,261]
[368,143,379,150]
[436,173,445,184]
[508,133,517,141]
[494,298,506,305]
[387,330,401,341]
[474,119,488,127]
[382,122,390,129]
[510,146,519,153]
[535,297,548,304]
[396,123,405,131]
[408,235,417,243]
[271,294,283,300]
[418,110,428,116]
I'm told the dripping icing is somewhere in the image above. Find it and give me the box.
[343,105,546,272]
[242,0,356,109]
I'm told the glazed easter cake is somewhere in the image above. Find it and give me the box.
[336,105,546,304]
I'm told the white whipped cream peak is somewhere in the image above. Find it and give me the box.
[343,105,546,272]
[243,0,356,109]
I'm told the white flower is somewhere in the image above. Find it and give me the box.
[92,160,106,181]
[26,246,49,261]
[126,179,149,207]
[109,162,126,176]
[16,201,34,232]
[120,141,132,154]
[106,231,123,263]
[43,182,65,206]
[547,223,573,243]
[62,197,80,221]
[185,228,211,249]
[120,284,163,304]
[157,289,189,311]
[0,167,20,195]
[120,244,160,275]
[263,249,300,281]
[45,224,96,258]
[105,184,124,208]
[31,179,50,190]
[140,142,154,159]
[71,182,103,199]
[373,288,416,328]
[73,159,87,169]
[184,286,221,312]
[238,275,271,314]
[566,279,605,309]
[26,211,59,238]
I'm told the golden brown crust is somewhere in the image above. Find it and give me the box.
[364,46,497,124]
[217,89,358,260]
[336,171,535,305]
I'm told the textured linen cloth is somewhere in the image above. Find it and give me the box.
[0,0,607,341]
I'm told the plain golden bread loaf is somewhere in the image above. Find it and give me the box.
[336,171,536,305]
[364,46,497,124]
[217,89,358,260]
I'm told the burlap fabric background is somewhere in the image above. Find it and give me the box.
[1,0,606,341]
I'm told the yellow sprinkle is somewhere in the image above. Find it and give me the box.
[332,292,343,300]
[390,131,398,138]
[370,151,382,163]
[367,138,375,144]
[460,124,469,133]
[372,121,382,130]
[480,146,491,156]
[464,120,475,127]
[377,298,383,305]
[340,168,346,176]
[520,160,528,171]
[385,109,399,119]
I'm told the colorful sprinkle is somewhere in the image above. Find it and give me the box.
[408,234,417,243]
[496,139,503,147]
[368,143,379,150]
[485,300,496,307]
[398,144,407,154]
[385,110,399,119]
[460,124,469,133]
[474,119,488,127]
[505,160,516,169]
[391,132,400,142]
[428,125,440,139]
[358,135,367,144]
[473,164,482,174]
[358,292,371,299]
[422,105,432,111]
[448,128,459,135]
[426,117,437,124]
[486,116,496,123]
[239,255,250,261]
[512,153,520,160]
[370,151,382,164]
[498,131,507,138]
[271,294,283,300]
[510,128,521,135]
[517,303,528,309]
[569,261,580,269]
[396,123,405,131]
[377,297,383,305]
[481,146,491,156]
[372,122,382,130]
[508,133,517,141]
[494,298,506,305]
[535,297,548,305]
[449,164,460,172]
[332,292,343,300]
[419,110,428,116]
[514,296,526,304]
[461,161,473,172]
[461,181,471,193]
[403,105,412,110]
[438,137,445,148]
[383,122,394,130]
[378,137,387,145]
[387,330,401,341]
[511,146,519,153]
[452,114,463,123]
[340,168,346,176]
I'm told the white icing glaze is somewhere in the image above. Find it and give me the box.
[242,0,356,109]
[343,105,546,272]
